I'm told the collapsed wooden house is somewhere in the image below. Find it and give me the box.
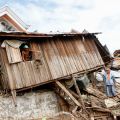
[0,6,115,120]
[0,32,111,93]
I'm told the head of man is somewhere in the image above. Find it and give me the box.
[105,67,110,74]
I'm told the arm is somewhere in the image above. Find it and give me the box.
[112,75,116,84]
[111,73,116,87]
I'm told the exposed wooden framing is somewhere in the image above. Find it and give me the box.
[68,89,79,99]
[55,80,81,107]
[89,72,97,89]
[72,74,86,110]
[11,90,17,107]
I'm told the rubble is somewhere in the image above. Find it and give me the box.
[111,49,120,70]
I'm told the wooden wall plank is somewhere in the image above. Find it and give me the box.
[48,39,68,76]
[71,37,86,71]
[19,62,30,87]
[50,39,64,76]
[11,64,23,89]
[62,39,78,73]
[31,42,45,83]
[81,36,94,69]
[28,42,51,84]
[89,38,104,65]
[38,43,52,82]
[24,61,35,85]
[54,38,71,75]
[30,42,41,60]
[82,37,97,68]
[42,39,61,79]
[68,37,83,71]
[85,38,100,67]
[0,36,105,90]
[17,63,26,88]
[0,45,10,89]
[31,61,41,84]
[5,43,22,64]
[82,38,95,68]
[63,38,79,72]
[74,37,90,70]
[2,49,15,90]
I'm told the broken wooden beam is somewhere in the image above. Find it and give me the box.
[55,80,81,107]
[72,74,86,110]
[89,72,97,89]
[85,86,107,99]
[68,89,79,99]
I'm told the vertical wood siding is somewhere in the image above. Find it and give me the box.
[0,36,104,90]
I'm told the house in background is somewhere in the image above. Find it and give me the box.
[0,6,28,32]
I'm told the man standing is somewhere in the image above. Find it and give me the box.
[103,67,116,97]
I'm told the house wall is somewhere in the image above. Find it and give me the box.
[0,90,61,120]
[3,15,26,32]
[0,41,10,89]
[1,35,104,90]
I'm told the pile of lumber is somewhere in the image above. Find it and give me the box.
[51,74,115,120]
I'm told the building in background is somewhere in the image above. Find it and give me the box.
[0,6,28,32]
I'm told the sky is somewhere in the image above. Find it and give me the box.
[0,0,120,53]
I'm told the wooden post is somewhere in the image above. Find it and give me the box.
[11,90,17,107]
[90,72,97,89]
[72,74,86,110]
[69,89,79,99]
[55,80,81,107]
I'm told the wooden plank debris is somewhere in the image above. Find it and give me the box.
[55,80,81,107]
[72,74,86,110]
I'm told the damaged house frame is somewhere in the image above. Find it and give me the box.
[0,31,111,106]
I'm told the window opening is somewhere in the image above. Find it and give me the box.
[20,43,32,61]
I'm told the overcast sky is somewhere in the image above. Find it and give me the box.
[0,0,120,53]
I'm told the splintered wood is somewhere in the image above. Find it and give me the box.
[55,80,81,107]
[86,86,107,99]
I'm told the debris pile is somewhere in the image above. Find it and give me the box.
[112,50,120,70]
[50,73,118,120]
